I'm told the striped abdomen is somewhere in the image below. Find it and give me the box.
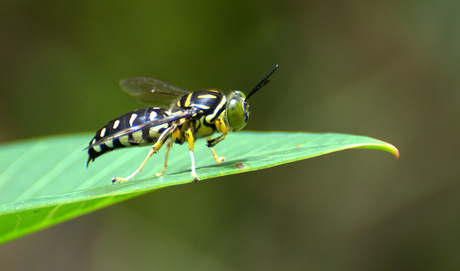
[87,107,170,165]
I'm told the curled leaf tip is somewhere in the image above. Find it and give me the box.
[388,143,400,159]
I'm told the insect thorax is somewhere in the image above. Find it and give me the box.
[172,90,227,139]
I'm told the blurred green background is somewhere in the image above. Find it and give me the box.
[1,1,459,270]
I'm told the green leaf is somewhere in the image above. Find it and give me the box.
[0,132,398,244]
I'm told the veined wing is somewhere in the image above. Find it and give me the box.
[90,110,195,148]
[119,77,191,107]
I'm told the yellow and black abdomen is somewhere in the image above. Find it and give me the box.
[87,107,170,165]
[172,90,227,138]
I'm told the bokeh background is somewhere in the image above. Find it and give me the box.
[1,1,459,270]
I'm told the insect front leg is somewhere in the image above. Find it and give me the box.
[206,118,228,163]
[185,127,199,182]
[112,126,174,183]
[206,137,226,164]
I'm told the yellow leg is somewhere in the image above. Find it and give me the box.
[155,138,173,177]
[112,144,159,183]
[206,117,228,163]
[208,144,225,163]
[207,118,228,147]
[185,128,199,182]
[112,126,173,183]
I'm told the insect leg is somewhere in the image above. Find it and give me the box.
[112,125,174,183]
[208,145,225,163]
[185,127,199,182]
[206,117,228,163]
[155,137,173,177]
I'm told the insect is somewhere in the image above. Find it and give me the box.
[87,64,278,183]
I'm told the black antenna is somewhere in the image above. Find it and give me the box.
[245,64,279,102]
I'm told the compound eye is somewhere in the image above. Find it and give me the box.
[227,98,247,132]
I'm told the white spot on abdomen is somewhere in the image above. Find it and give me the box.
[149,111,157,121]
[100,128,106,137]
[129,113,137,126]
[113,119,120,129]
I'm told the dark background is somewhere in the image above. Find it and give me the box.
[1,1,459,270]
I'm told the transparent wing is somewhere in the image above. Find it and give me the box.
[119,77,191,107]
[90,110,195,148]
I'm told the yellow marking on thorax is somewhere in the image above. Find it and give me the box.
[184,94,192,107]
[197,94,217,99]
[196,104,210,110]
[215,117,223,133]
[195,123,214,138]
[172,127,182,141]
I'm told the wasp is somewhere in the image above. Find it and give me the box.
[87,65,278,183]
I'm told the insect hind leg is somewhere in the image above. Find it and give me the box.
[112,125,175,183]
[155,138,173,177]
[112,147,158,183]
